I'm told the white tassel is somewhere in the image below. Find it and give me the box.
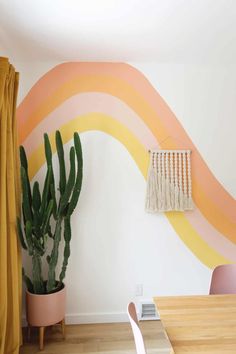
[174,152,179,210]
[169,152,175,209]
[178,152,184,210]
[160,152,166,210]
[165,152,171,210]
[146,150,193,212]
[182,152,187,209]
[187,151,193,210]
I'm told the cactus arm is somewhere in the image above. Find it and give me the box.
[56,130,66,195]
[21,166,33,223]
[32,181,41,212]
[33,210,41,239]
[50,183,57,219]
[17,217,27,250]
[40,165,52,218]
[25,220,34,256]
[32,181,42,238]
[32,183,41,238]
[41,199,54,236]
[22,268,34,293]
[32,236,45,256]
[59,147,75,215]
[44,133,52,167]
[20,145,32,205]
[46,219,62,293]
[19,145,28,170]
[67,133,83,216]
[74,132,83,180]
[32,254,45,294]
[44,134,57,216]
[18,130,83,295]
[59,216,71,283]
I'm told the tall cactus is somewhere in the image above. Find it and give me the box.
[18,131,83,294]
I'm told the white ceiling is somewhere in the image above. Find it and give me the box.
[0,0,236,63]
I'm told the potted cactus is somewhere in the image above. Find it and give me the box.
[17,130,83,348]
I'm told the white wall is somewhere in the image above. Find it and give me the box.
[135,62,236,198]
[19,61,236,323]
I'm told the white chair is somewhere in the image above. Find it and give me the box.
[127,302,146,354]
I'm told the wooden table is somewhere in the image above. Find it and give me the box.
[153,294,236,354]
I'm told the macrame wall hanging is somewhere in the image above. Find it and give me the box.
[146,150,193,212]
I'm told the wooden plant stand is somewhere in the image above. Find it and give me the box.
[27,318,66,350]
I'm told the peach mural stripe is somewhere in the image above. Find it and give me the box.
[23,93,157,156]
[23,94,236,263]
[17,75,236,243]
[18,72,236,227]
[17,62,236,222]
[26,112,230,268]
[187,208,236,262]
[18,75,168,144]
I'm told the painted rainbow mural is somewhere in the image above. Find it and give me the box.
[17,62,236,269]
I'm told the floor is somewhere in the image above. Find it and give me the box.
[20,320,170,354]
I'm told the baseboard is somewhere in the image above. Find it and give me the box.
[65,311,129,324]
[22,311,130,327]
[22,309,159,327]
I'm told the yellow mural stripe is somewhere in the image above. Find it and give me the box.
[27,113,148,181]
[19,75,236,244]
[19,75,167,143]
[154,137,236,244]
[27,113,229,269]
[167,212,229,268]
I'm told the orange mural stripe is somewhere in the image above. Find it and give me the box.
[149,138,236,244]
[21,89,236,261]
[194,179,236,243]
[18,75,169,144]
[17,62,236,222]
[26,112,229,268]
[17,75,236,244]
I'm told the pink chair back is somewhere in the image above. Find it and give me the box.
[127,302,146,354]
[209,264,236,294]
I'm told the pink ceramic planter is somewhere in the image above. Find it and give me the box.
[26,284,66,327]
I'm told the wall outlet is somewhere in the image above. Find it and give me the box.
[135,284,143,296]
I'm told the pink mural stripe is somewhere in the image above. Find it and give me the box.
[17,63,236,223]
[17,82,236,247]
[187,209,236,262]
[23,92,236,262]
[17,63,134,124]
[23,92,157,155]
[17,64,236,248]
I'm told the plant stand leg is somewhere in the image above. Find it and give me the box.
[61,318,66,339]
[27,324,31,341]
[39,326,45,350]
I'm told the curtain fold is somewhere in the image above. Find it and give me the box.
[0,57,22,354]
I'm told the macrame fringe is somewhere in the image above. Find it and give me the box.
[145,151,193,212]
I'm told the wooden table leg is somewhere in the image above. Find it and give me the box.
[39,326,45,351]
[61,318,66,339]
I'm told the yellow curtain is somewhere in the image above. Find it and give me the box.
[0,57,22,354]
